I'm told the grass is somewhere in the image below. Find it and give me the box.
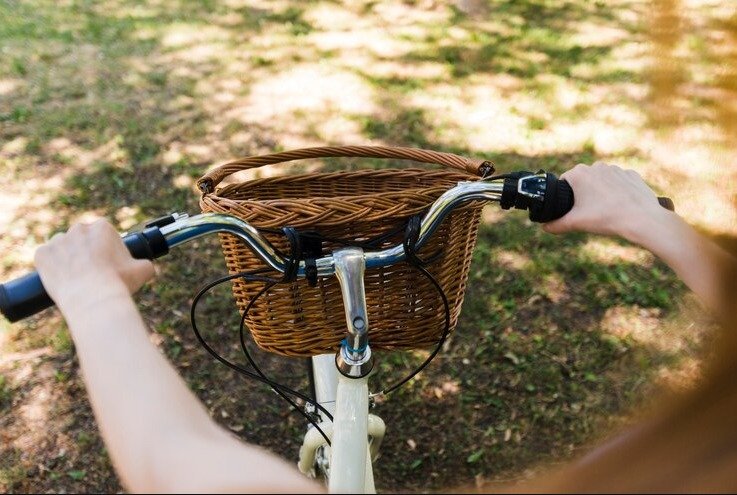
[0,0,731,492]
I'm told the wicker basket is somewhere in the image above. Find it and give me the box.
[196,146,492,357]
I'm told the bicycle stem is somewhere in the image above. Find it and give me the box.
[333,248,374,378]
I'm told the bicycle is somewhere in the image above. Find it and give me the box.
[0,158,673,493]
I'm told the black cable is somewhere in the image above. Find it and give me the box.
[189,214,452,446]
[189,271,331,417]
[379,228,452,396]
[265,217,453,398]
[236,281,330,442]
[189,270,333,446]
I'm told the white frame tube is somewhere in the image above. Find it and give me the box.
[313,354,339,417]
[299,359,377,493]
[329,373,373,494]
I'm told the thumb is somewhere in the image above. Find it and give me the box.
[123,259,156,293]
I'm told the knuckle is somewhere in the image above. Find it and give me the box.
[34,244,48,262]
[94,218,116,235]
[567,163,586,175]
[563,163,588,180]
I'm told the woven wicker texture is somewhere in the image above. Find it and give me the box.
[198,146,490,357]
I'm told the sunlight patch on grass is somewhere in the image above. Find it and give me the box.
[653,356,703,393]
[0,78,23,96]
[408,80,526,152]
[161,24,232,49]
[600,305,664,350]
[645,129,737,235]
[2,137,28,155]
[495,250,533,271]
[605,291,706,354]
[308,27,417,58]
[581,238,655,266]
[481,207,505,225]
[0,169,69,268]
[114,205,142,231]
[12,362,55,452]
[372,1,450,26]
[302,3,369,31]
[239,65,375,117]
[571,21,631,47]
[215,64,377,148]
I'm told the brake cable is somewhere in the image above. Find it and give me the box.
[189,214,453,447]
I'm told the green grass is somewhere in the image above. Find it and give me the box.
[0,375,11,411]
[0,0,718,492]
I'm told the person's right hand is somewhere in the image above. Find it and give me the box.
[543,162,671,244]
[34,218,155,310]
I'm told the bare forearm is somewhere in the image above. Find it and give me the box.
[60,283,218,490]
[628,211,736,319]
[35,219,319,492]
[542,163,735,318]
[59,283,319,493]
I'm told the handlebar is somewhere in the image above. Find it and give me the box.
[0,227,172,322]
[0,171,674,322]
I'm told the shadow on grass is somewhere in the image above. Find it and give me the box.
[20,140,691,491]
[0,0,709,493]
[396,0,636,82]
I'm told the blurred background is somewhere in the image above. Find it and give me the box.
[1,0,735,492]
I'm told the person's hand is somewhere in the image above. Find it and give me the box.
[34,218,155,309]
[543,162,670,244]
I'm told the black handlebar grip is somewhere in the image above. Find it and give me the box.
[529,175,575,223]
[0,227,169,323]
[0,272,54,323]
[122,227,169,260]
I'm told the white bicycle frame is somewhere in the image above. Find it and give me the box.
[296,248,386,493]
[298,355,386,493]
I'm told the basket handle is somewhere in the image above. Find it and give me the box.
[196,145,494,193]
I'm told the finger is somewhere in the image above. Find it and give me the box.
[542,195,583,233]
[33,243,51,268]
[91,217,117,235]
[626,169,643,182]
[43,232,65,251]
[35,233,64,268]
[542,219,568,235]
[77,212,104,226]
[126,259,155,292]
[560,163,588,180]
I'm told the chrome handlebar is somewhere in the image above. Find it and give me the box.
[160,180,505,276]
